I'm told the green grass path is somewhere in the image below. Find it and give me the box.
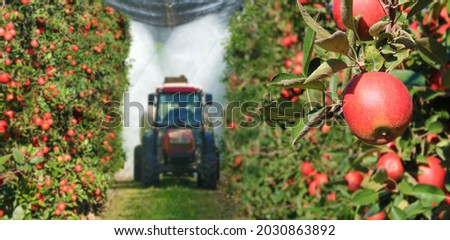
[101,178,236,220]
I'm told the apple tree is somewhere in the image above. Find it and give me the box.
[224,0,450,219]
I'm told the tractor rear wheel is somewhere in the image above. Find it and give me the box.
[200,153,219,190]
[141,130,159,187]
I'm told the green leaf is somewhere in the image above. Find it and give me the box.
[291,107,326,145]
[390,70,426,87]
[412,184,446,207]
[340,0,355,32]
[442,68,450,89]
[411,87,446,103]
[394,31,416,50]
[427,121,444,134]
[0,154,12,166]
[365,45,384,72]
[397,0,414,6]
[305,59,348,84]
[364,203,382,219]
[369,20,391,37]
[351,189,378,206]
[315,31,350,55]
[30,156,44,165]
[13,149,24,164]
[385,50,410,72]
[416,155,428,164]
[407,0,432,18]
[302,25,316,76]
[268,73,325,90]
[404,200,426,219]
[297,2,331,39]
[371,167,388,183]
[445,172,450,192]
[261,98,304,122]
[390,206,407,220]
[351,148,379,166]
[416,38,447,68]
[307,58,323,76]
[12,206,25,220]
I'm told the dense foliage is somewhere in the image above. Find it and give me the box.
[224,0,450,220]
[0,0,130,219]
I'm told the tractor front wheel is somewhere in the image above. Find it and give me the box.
[141,154,160,187]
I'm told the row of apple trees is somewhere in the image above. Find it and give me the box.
[0,0,130,219]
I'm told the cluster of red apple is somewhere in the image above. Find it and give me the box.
[300,148,448,220]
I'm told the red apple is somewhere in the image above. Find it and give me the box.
[295,52,303,64]
[429,69,445,91]
[285,59,293,68]
[5,110,14,119]
[366,211,385,220]
[418,156,446,189]
[67,129,75,137]
[74,164,82,173]
[94,189,101,195]
[280,89,290,99]
[308,173,329,196]
[6,22,14,31]
[30,39,39,48]
[426,134,439,144]
[342,72,413,145]
[281,35,293,48]
[0,120,7,133]
[43,112,52,120]
[327,192,336,201]
[293,65,302,75]
[0,72,11,84]
[445,192,450,205]
[301,161,316,176]
[344,170,364,192]
[308,180,318,196]
[376,153,404,181]
[321,124,332,134]
[315,173,328,185]
[233,155,242,167]
[333,0,388,40]
[387,141,397,152]
[292,88,302,95]
[54,209,62,216]
[59,179,67,186]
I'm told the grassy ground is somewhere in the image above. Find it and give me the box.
[101,177,237,220]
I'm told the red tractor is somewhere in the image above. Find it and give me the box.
[134,76,220,189]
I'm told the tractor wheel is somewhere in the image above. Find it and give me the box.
[141,153,160,187]
[200,153,219,190]
[197,173,203,187]
[134,145,143,181]
[141,130,159,187]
